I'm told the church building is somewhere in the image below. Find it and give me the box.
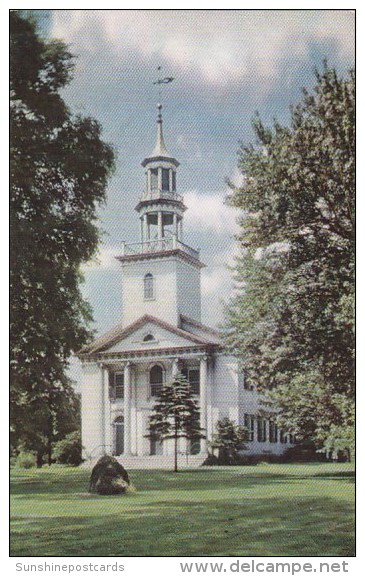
[79,104,291,466]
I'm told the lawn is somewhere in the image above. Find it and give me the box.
[10,463,354,557]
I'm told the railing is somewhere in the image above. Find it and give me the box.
[120,237,200,260]
[139,189,184,203]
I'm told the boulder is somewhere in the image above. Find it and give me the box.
[89,455,130,495]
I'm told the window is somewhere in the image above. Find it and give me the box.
[150,438,163,455]
[150,365,164,396]
[113,416,124,455]
[257,417,267,442]
[269,420,278,443]
[280,430,288,444]
[244,414,255,442]
[161,168,170,191]
[190,438,201,455]
[150,168,158,190]
[143,334,155,342]
[181,368,200,395]
[109,371,124,400]
[144,273,154,300]
[172,171,176,191]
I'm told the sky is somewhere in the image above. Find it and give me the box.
[29,9,355,381]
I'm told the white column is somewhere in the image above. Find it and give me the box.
[147,169,151,193]
[157,211,163,240]
[103,366,111,454]
[172,358,179,378]
[81,362,104,460]
[173,212,178,239]
[169,168,173,191]
[158,167,162,191]
[143,214,149,241]
[200,356,208,453]
[124,362,132,455]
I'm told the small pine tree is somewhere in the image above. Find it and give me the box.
[147,372,205,472]
[210,417,248,464]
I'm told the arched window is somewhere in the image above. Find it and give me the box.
[143,334,155,342]
[150,364,164,396]
[144,273,154,300]
[113,416,124,456]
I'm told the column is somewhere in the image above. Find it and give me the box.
[200,356,208,453]
[157,211,163,240]
[147,169,151,193]
[169,168,173,192]
[158,167,162,191]
[173,212,178,239]
[172,357,179,378]
[124,362,132,456]
[143,214,149,242]
[103,366,112,454]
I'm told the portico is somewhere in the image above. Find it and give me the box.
[81,341,212,460]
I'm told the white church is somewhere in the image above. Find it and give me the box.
[79,104,292,466]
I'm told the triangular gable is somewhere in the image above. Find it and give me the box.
[79,314,217,356]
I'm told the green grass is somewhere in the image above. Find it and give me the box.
[10,463,354,557]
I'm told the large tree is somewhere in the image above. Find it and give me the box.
[225,64,354,456]
[147,373,205,472]
[10,12,115,464]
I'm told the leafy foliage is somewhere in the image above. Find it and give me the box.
[10,12,115,464]
[147,373,205,471]
[225,64,354,454]
[210,417,248,464]
[53,431,83,466]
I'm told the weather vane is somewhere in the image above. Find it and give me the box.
[153,65,174,101]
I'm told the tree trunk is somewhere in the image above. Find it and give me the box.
[174,431,178,473]
[36,451,43,468]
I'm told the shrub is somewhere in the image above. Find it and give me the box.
[16,451,36,469]
[53,431,83,466]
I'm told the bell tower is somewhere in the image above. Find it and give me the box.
[137,103,185,244]
[117,103,204,328]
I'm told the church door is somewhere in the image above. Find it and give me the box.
[114,416,124,456]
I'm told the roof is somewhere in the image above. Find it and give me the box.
[141,104,179,167]
[78,314,221,356]
[179,314,222,344]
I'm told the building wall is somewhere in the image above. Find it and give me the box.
[81,362,104,459]
[176,259,201,322]
[120,255,201,327]
[121,257,178,326]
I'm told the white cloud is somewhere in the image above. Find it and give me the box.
[52,10,354,87]
[81,245,120,272]
[184,190,239,235]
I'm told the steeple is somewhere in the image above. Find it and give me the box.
[117,99,204,328]
[137,103,185,244]
[141,104,179,168]
[152,104,169,157]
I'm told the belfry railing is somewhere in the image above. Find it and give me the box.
[120,237,200,260]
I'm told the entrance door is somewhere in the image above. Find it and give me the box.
[150,438,163,455]
[114,416,124,456]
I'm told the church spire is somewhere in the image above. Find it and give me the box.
[152,104,169,157]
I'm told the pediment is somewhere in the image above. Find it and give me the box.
[79,315,216,356]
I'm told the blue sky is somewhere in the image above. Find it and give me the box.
[35,9,354,381]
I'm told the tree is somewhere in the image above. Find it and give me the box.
[210,417,247,464]
[147,373,205,472]
[225,64,354,455]
[10,12,115,465]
